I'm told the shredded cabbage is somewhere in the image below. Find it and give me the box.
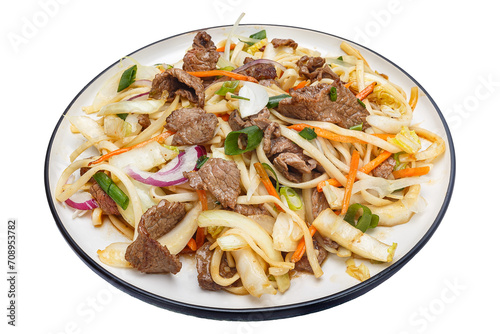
[388,126,421,154]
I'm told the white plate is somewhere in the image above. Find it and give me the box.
[45,24,455,320]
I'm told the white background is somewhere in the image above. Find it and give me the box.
[1,0,498,333]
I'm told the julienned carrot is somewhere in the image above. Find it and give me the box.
[187,70,258,83]
[254,162,284,212]
[180,238,198,253]
[291,226,317,263]
[197,189,208,211]
[317,178,342,192]
[288,124,366,144]
[89,130,174,166]
[218,113,230,121]
[359,150,392,174]
[371,133,396,141]
[216,43,236,52]
[356,82,377,100]
[289,80,310,92]
[196,227,206,249]
[341,150,360,215]
[317,151,392,192]
[392,166,430,179]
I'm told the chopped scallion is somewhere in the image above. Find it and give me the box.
[215,80,240,96]
[330,86,337,101]
[250,30,266,40]
[349,123,363,131]
[92,172,129,210]
[262,163,280,192]
[230,94,250,101]
[279,186,303,211]
[298,127,317,140]
[196,155,209,169]
[343,203,379,233]
[117,65,137,92]
[224,125,263,155]
[357,98,366,108]
[267,94,291,109]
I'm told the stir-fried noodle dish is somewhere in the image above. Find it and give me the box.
[55,23,445,297]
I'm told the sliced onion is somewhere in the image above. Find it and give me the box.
[65,191,98,210]
[127,91,150,101]
[238,81,269,118]
[124,145,206,187]
[132,79,152,87]
[233,58,286,74]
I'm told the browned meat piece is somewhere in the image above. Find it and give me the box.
[137,114,151,129]
[274,152,317,183]
[184,158,241,209]
[297,56,336,82]
[372,156,397,178]
[89,182,120,215]
[271,38,298,49]
[149,68,205,108]
[262,121,281,153]
[140,200,186,240]
[236,57,277,81]
[258,79,282,89]
[165,107,218,145]
[125,218,182,274]
[262,124,320,183]
[183,31,220,73]
[233,204,269,216]
[266,136,302,157]
[195,242,238,291]
[311,188,329,219]
[294,239,328,274]
[228,108,271,132]
[278,81,369,130]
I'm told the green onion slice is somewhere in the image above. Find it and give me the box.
[357,98,366,108]
[215,80,240,96]
[92,172,129,210]
[330,86,337,101]
[267,94,291,109]
[279,186,303,211]
[249,30,267,40]
[224,125,263,155]
[117,65,137,92]
[343,203,379,233]
[393,152,407,171]
[262,163,280,192]
[298,127,317,140]
[196,155,209,169]
[218,65,235,72]
[231,94,250,101]
[349,123,363,131]
[117,113,128,121]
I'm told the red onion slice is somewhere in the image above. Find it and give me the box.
[125,145,206,187]
[65,191,99,210]
[127,91,150,101]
